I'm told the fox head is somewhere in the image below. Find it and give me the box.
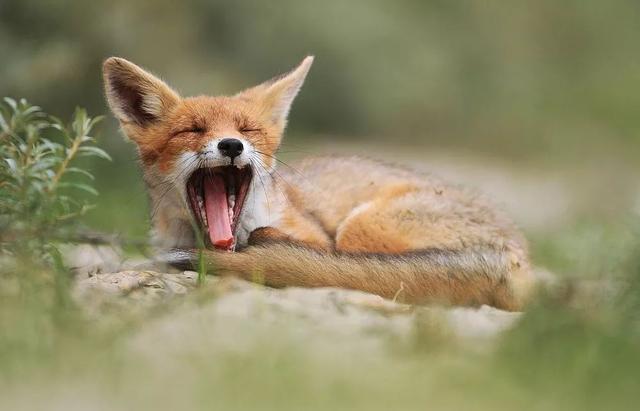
[103,56,313,250]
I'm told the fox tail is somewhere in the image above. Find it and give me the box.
[165,243,534,311]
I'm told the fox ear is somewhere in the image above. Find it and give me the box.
[102,57,180,127]
[239,56,314,129]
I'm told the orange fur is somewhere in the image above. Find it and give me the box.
[103,56,537,311]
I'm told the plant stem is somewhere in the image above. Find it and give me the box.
[49,133,83,194]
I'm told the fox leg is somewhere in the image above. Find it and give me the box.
[259,206,333,250]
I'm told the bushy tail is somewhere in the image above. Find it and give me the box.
[167,243,533,311]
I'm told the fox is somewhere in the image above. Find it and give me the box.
[102,56,536,311]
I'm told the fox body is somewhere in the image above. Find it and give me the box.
[103,56,535,310]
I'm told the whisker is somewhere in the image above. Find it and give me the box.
[149,156,200,221]
[255,151,322,195]
[252,141,312,155]
[252,156,292,201]
[253,149,307,179]
[146,156,200,190]
[249,157,272,217]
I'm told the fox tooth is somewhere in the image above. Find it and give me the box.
[228,194,236,210]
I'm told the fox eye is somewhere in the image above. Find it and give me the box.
[240,127,262,134]
[174,126,206,136]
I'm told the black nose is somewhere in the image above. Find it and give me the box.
[217,138,244,159]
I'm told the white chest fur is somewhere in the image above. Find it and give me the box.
[234,173,282,248]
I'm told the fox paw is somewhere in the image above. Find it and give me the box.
[247,227,291,246]
[160,249,198,270]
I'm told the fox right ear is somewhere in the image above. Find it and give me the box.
[102,57,180,127]
[237,56,314,131]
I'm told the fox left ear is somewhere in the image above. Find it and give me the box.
[102,57,180,128]
[239,56,314,129]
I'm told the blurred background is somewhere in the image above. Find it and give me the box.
[1,0,639,272]
[3,2,640,410]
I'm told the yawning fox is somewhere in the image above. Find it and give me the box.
[103,56,535,310]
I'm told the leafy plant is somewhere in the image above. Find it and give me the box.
[0,98,110,372]
[0,97,110,255]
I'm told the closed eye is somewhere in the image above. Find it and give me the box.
[173,126,206,136]
[240,127,262,134]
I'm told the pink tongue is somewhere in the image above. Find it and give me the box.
[203,174,234,250]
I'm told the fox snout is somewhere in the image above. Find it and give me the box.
[217,138,244,162]
[197,136,253,169]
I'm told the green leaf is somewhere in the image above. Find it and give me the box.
[77,146,112,161]
[4,158,17,171]
[3,97,17,112]
[58,182,99,196]
[88,115,105,130]
[0,96,109,256]
[0,112,8,132]
[30,158,59,173]
[65,167,95,180]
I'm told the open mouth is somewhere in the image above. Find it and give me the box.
[186,165,252,251]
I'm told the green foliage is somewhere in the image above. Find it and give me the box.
[0,97,109,254]
[0,98,111,378]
